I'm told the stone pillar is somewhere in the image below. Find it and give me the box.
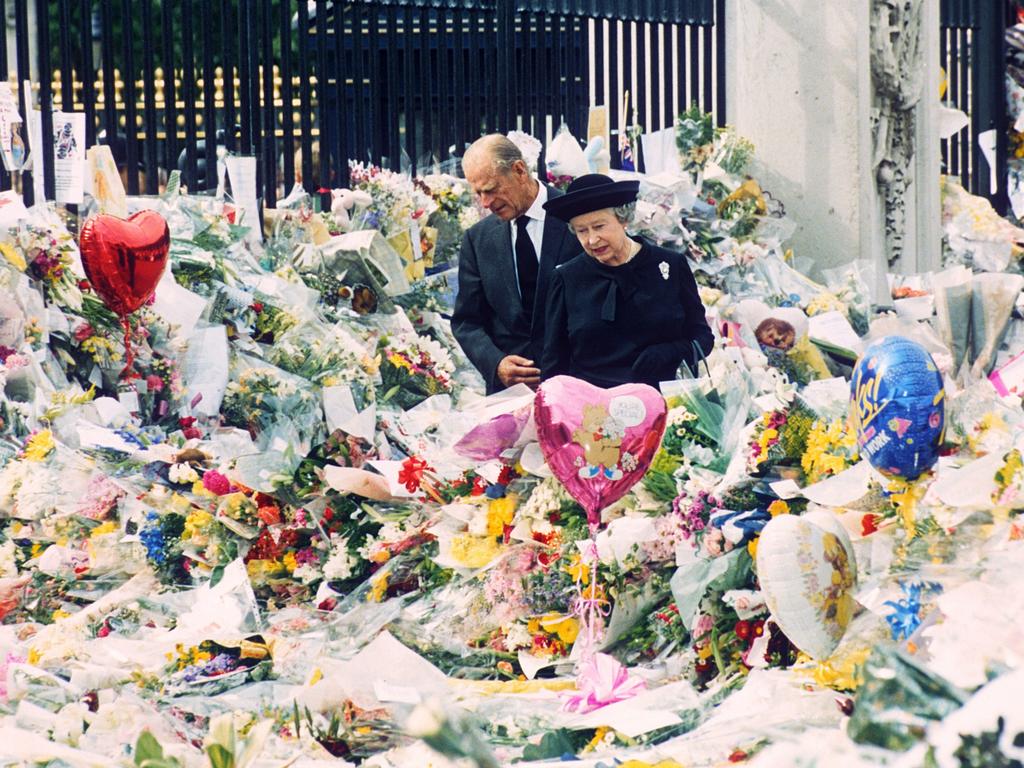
[724,0,940,304]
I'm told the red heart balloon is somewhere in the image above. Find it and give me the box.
[80,211,170,316]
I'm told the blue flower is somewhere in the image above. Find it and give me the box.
[485,483,507,499]
[883,580,941,641]
[139,512,167,565]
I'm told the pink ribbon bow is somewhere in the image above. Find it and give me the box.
[562,652,646,714]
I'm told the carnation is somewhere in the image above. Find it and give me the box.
[202,470,232,496]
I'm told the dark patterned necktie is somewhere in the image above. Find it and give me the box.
[515,215,538,315]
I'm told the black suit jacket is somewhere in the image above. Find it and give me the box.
[452,185,581,393]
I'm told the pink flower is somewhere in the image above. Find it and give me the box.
[202,470,232,496]
[146,375,164,393]
[73,322,95,342]
[693,613,714,640]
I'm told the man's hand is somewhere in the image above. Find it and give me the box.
[497,355,541,388]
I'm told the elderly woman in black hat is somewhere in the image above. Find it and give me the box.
[540,174,714,389]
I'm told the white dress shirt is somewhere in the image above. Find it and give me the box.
[510,182,548,298]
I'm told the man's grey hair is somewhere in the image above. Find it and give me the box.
[463,134,525,175]
[566,202,636,232]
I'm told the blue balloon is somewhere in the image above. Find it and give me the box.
[849,336,945,481]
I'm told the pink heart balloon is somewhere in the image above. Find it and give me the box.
[534,376,667,527]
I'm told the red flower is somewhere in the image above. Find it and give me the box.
[398,456,432,494]
[497,464,518,486]
[250,302,264,314]
[734,620,751,641]
[78,279,92,292]
[202,470,232,496]
[861,513,879,536]
[73,322,95,342]
[470,476,488,496]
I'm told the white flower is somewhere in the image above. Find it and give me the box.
[405,700,444,738]
[601,415,626,441]
[168,463,199,484]
[467,507,490,537]
[293,563,321,585]
[504,622,533,651]
[0,540,17,577]
[323,538,357,582]
[506,130,542,172]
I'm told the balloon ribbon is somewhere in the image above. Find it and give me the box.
[119,315,138,380]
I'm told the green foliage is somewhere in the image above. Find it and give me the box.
[134,731,184,768]
[519,728,594,761]
[675,103,715,157]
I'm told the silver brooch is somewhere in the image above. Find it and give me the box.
[659,261,670,280]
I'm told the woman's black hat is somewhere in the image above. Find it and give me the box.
[543,173,640,222]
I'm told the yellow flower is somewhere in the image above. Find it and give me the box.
[23,430,55,462]
[27,648,40,665]
[564,553,590,586]
[767,500,790,517]
[747,538,758,559]
[584,726,612,752]
[51,609,71,621]
[449,534,501,569]
[539,614,580,644]
[387,352,413,372]
[282,552,298,573]
[810,647,870,691]
[0,242,26,271]
[367,572,389,603]
[90,521,118,538]
[183,509,214,542]
[486,495,517,537]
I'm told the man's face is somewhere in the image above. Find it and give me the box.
[464,158,535,221]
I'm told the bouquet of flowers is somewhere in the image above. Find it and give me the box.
[221,358,324,450]
[348,161,437,238]
[377,332,455,410]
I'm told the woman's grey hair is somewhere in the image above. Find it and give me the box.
[463,134,525,175]
[566,202,636,233]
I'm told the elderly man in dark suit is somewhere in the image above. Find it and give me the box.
[453,135,580,393]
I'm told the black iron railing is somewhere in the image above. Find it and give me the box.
[1,0,725,207]
[940,0,1010,212]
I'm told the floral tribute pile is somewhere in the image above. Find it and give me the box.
[0,113,1023,768]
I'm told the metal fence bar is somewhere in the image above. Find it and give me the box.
[386,8,401,168]
[201,0,218,192]
[261,0,277,206]
[280,0,294,191]
[221,0,237,153]
[36,0,57,201]
[0,0,8,191]
[714,0,725,124]
[453,7,467,154]
[160,1,177,173]
[402,6,417,166]
[14,0,32,202]
[959,24,971,191]
[141,0,159,193]
[437,10,451,159]
[296,0,313,191]
[120,0,140,194]
[181,0,199,190]
[314,0,329,192]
